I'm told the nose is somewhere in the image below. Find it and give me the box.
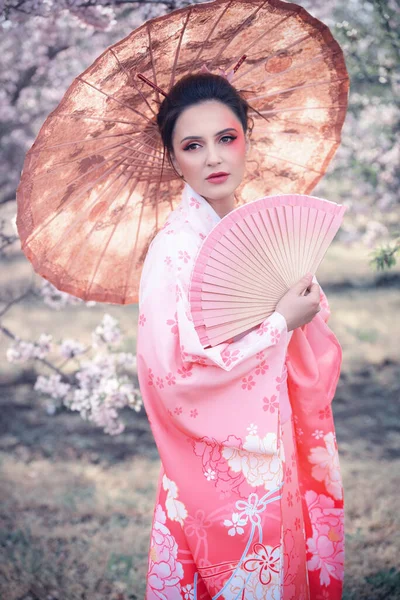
[206,143,222,166]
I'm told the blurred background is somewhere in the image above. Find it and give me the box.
[0,0,399,599]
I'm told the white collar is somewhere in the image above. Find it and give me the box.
[182,182,222,225]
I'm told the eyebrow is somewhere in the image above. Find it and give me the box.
[180,127,238,143]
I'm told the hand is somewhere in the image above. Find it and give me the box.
[275,273,321,332]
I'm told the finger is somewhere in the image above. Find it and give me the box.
[308,283,320,298]
[294,273,313,295]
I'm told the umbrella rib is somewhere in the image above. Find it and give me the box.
[126,182,147,295]
[37,137,165,179]
[24,156,129,247]
[29,130,140,153]
[50,113,138,127]
[109,47,157,119]
[46,163,134,268]
[207,0,268,71]
[238,54,325,89]
[234,32,312,84]
[191,1,233,68]
[169,7,192,90]
[114,136,165,162]
[32,145,131,184]
[76,76,151,123]
[85,172,141,299]
[123,136,165,162]
[254,128,341,143]
[236,47,343,88]
[227,12,294,76]
[146,22,162,104]
[37,139,141,175]
[245,77,349,102]
[123,176,152,298]
[255,105,348,116]
[261,153,326,175]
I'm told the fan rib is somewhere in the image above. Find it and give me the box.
[201,313,274,346]
[202,262,268,296]
[232,218,286,295]
[196,272,267,299]
[260,208,292,284]
[203,307,273,328]
[219,228,272,291]
[250,211,289,290]
[243,212,288,292]
[190,195,346,347]
[205,249,271,294]
[209,243,272,294]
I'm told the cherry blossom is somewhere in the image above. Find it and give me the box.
[204,468,216,481]
[262,394,279,413]
[165,372,176,386]
[243,542,281,585]
[223,512,247,536]
[241,375,256,390]
[308,432,343,500]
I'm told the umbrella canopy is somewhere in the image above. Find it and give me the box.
[16,0,349,304]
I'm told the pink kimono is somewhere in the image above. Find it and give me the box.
[136,182,344,600]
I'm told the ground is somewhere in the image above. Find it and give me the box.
[0,242,399,600]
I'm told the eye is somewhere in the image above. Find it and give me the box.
[184,135,237,151]
[183,142,200,151]
[221,135,237,143]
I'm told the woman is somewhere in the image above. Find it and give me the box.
[137,73,344,599]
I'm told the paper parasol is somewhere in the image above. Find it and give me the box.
[16,0,349,304]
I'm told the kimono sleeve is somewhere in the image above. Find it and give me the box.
[312,274,331,324]
[141,231,289,372]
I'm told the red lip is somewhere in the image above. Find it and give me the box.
[206,172,229,180]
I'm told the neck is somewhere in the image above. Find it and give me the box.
[204,192,235,219]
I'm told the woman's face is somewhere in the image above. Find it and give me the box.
[170,100,248,210]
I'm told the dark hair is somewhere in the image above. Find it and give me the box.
[156,73,254,179]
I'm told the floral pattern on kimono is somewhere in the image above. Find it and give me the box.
[137,182,345,599]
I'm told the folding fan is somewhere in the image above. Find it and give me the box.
[189,194,346,347]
